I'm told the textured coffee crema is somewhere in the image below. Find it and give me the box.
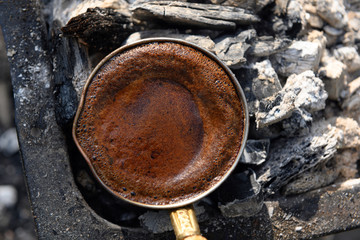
[74,41,246,206]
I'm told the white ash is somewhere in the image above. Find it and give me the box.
[316,0,348,29]
[318,56,346,100]
[327,117,360,149]
[213,29,256,68]
[305,30,327,56]
[272,40,322,77]
[256,70,327,128]
[334,46,360,73]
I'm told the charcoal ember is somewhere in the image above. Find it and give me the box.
[61,7,138,52]
[251,60,282,98]
[251,107,313,139]
[282,158,339,195]
[213,29,256,68]
[255,71,327,128]
[316,0,348,29]
[234,60,281,116]
[318,56,346,100]
[52,22,92,126]
[130,0,260,30]
[240,139,270,165]
[281,108,312,137]
[334,46,360,73]
[217,170,263,217]
[123,30,215,51]
[271,40,322,77]
[268,0,306,38]
[257,120,338,196]
[247,36,292,57]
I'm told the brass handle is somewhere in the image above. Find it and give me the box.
[170,205,207,240]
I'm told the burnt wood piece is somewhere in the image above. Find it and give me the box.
[61,7,140,52]
[257,121,338,196]
[248,36,292,57]
[130,0,260,30]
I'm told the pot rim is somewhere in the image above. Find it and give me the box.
[72,37,249,209]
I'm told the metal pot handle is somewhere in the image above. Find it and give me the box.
[170,205,207,240]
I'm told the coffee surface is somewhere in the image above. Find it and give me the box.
[74,41,246,206]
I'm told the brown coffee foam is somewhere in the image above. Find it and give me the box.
[75,41,245,205]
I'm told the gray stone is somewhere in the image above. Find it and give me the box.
[255,71,327,128]
[240,139,270,165]
[272,40,322,77]
[213,29,256,68]
[316,0,348,29]
[257,120,338,196]
[130,0,260,30]
[123,30,215,51]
